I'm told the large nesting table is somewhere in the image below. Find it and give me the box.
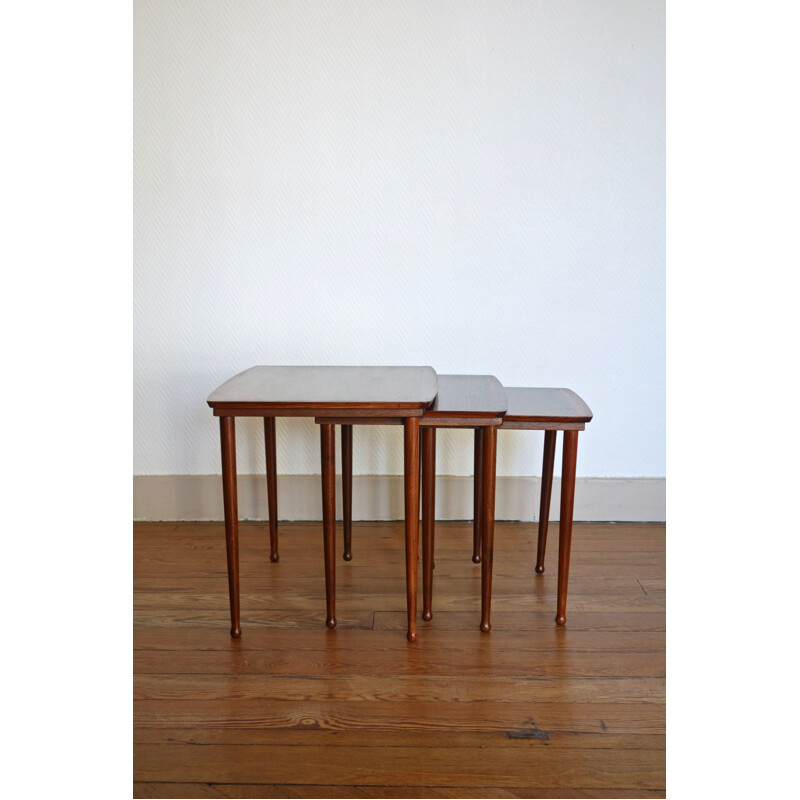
[207,365,438,641]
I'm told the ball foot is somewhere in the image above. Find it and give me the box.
[422,610,432,621]
[535,564,544,575]
[343,552,352,561]
[230,627,241,638]
[270,553,280,563]
[480,621,491,633]
[326,617,337,629]
[407,630,417,642]
[472,554,481,564]
[555,614,566,626]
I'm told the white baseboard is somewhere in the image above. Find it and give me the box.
[133,474,665,522]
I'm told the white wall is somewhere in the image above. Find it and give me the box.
[134,1,664,488]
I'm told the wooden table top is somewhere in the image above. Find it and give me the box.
[501,387,593,425]
[424,374,507,418]
[207,366,438,416]
[314,374,507,428]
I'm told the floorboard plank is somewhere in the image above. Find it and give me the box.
[133,628,665,652]
[214,786,666,799]
[133,592,665,615]
[134,699,664,734]
[133,576,662,596]
[133,649,665,678]
[133,742,665,789]
[134,674,665,704]
[132,782,231,798]
[134,727,666,751]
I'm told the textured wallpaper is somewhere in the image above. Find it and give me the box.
[133,0,665,478]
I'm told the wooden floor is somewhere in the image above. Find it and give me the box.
[134,520,665,798]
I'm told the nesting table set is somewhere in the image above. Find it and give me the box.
[207,366,592,641]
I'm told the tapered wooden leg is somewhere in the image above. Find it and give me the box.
[341,424,353,561]
[263,417,279,562]
[404,416,420,642]
[480,426,497,632]
[472,427,484,563]
[320,424,337,629]
[421,427,436,622]
[219,416,241,638]
[536,429,557,574]
[556,430,579,626]
[428,426,435,573]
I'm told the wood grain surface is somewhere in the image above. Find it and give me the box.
[134,520,665,798]
[424,374,507,418]
[207,366,438,411]
[501,388,593,425]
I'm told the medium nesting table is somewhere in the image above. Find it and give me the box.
[421,387,593,630]
[418,375,507,632]
[320,374,507,631]
[207,365,438,641]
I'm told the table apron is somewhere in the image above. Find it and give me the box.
[315,416,405,426]
[314,416,503,427]
[500,420,586,431]
[213,407,424,418]
[421,416,503,427]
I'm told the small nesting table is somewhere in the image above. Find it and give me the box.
[207,365,438,641]
[492,388,592,626]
